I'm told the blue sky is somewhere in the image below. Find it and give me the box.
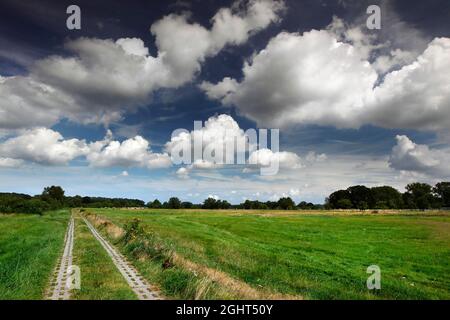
[0,0,449,203]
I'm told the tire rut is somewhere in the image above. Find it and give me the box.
[46,216,74,300]
[81,216,162,300]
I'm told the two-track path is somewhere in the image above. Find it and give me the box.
[47,216,75,300]
[81,215,161,300]
[47,213,161,300]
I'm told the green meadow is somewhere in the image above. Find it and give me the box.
[91,209,450,300]
[0,210,69,299]
[1,208,449,300]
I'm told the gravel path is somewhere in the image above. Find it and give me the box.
[47,217,74,300]
[81,216,161,300]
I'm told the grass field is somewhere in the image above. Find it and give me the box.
[0,210,69,299]
[71,214,137,300]
[89,209,450,300]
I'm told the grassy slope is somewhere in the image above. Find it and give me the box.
[72,214,136,300]
[0,210,69,300]
[94,209,450,300]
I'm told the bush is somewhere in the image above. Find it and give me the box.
[19,199,49,215]
[0,194,48,214]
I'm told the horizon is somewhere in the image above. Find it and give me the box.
[2,180,447,207]
[1,0,450,204]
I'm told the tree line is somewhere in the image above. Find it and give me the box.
[1,182,449,215]
[145,197,313,210]
[147,182,450,211]
[325,182,450,210]
[0,186,145,215]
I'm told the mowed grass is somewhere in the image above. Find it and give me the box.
[72,214,136,300]
[92,209,450,300]
[0,210,69,300]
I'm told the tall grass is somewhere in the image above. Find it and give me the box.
[113,218,231,299]
[0,210,69,299]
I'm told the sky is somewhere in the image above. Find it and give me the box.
[0,0,449,204]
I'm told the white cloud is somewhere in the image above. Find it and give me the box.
[202,30,378,128]
[167,114,325,175]
[0,0,284,131]
[176,167,189,179]
[151,0,284,83]
[0,128,89,165]
[0,127,171,169]
[208,0,285,53]
[366,38,450,131]
[201,20,450,132]
[166,114,251,165]
[115,38,149,56]
[389,135,450,177]
[0,76,69,130]
[0,113,308,173]
[248,148,302,169]
[87,133,171,169]
[120,170,129,177]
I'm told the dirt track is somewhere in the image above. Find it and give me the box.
[47,217,74,300]
[81,216,162,300]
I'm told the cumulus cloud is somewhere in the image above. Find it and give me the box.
[201,19,450,132]
[151,0,285,82]
[366,38,450,131]
[0,128,89,165]
[176,167,189,179]
[0,127,171,169]
[166,114,251,166]
[168,114,325,176]
[202,30,377,128]
[0,0,284,131]
[389,135,450,177]
[248,148,302,169]
[0,37,162,130]
[87,131,171,169]
[0,76,69,130]
[0,113,310,173]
